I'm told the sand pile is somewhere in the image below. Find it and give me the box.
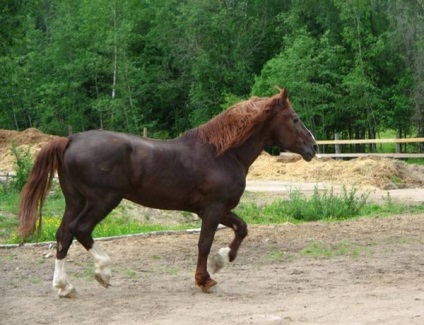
[248,152,424,189]
[0,128,59,171]
[1,129,424,190]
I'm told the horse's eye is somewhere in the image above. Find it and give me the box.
[293,117,299,123]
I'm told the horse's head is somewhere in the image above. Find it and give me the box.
[268,88,317,161]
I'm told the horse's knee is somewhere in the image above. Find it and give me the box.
[55,227,73,259]
[67,221,94,250]
[238,221,248,239]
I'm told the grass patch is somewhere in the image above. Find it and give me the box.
[237,186,370,223]
[2,182,424,244]
[300,241,371,258]
[0,213,18,238]
[406,158,424,165]
[3,214,198,244]
[265,249,294,262]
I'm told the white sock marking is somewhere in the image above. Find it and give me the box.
[89,242,111,267]
[53,259,76,298]
[210,247,231,274]
[89,242,112,287]
[53,259,68,288]
[218,247,231,264]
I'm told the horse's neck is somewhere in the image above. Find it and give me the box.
[229,131,270,172]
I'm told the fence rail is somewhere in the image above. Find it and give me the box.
[316,137,424,145]
[314,137,424,159]
[0,171,16,184]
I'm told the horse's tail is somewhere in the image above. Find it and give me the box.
[19,137,69,240]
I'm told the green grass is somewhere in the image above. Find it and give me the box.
[3,213,198,244]
[406,158,424,165]
[2,183,424,244]
[300,240,372,258]
[236,186,371,224]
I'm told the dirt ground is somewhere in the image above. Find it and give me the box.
[1,129,424,324]
[1,214,424,325]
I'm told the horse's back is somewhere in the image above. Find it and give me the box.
[62,130,199,197]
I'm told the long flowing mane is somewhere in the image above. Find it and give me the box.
[188,96,275,155]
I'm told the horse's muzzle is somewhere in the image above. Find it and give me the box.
[302,143,318,162]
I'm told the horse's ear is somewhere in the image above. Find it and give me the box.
[270,87,288,109]
[280,88,288,102]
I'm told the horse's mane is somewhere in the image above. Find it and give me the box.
[187,96,275,155]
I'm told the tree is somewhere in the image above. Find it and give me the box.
[386,0,424,147]
[252,28,344,140]
[0,0,422,145]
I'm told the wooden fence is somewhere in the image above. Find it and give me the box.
[314,137,424,159]
[0,171,15,184]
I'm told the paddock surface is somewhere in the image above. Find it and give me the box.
[1,213,424,325]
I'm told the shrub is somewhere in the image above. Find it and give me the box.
[10,143,33,192]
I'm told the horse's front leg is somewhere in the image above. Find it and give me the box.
[210,211,247,273]
[195,211,221,293]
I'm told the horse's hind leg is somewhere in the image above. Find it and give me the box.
[210,211,247,273]
[67,194,121,289]
[53,196,84,298]
[89,242,112,288]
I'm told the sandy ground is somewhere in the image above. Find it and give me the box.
[1,212,424,325]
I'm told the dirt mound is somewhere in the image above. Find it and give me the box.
[0,128,59,171]
[1,129,424,190]
[247,152,424,189]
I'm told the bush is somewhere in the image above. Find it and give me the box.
[237,186,370,223]
[10,143,33,192]
[285,186,369,221]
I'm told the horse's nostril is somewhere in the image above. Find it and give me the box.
[313,144,318,152]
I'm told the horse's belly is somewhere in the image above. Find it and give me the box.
[125,187,199,212]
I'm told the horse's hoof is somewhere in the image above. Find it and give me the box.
[95,273,111,288]
[200,278,217,293]
[58,286,77,298]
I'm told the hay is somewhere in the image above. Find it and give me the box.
[248,152,424,189]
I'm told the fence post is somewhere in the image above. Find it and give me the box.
[143,127,148,137]
[395,134,401,153]
[334,133,341,156]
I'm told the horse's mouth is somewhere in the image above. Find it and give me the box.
[302,146,317,162]
[302,154,314,162]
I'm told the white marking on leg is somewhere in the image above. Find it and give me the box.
[89,242,112,288]
[210,247,231,274]
[52,259,76,298]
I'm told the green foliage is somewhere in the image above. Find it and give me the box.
[0,0,423,142]
[238,186,370,223]
[302,186,370,221]
[2,182,424,243]
[9,143,33,192]
[3,213,196,244]
[0,213,19,239]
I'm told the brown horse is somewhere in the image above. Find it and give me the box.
[19,88,317,298]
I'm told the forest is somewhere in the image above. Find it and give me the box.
[1,0,424,143]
